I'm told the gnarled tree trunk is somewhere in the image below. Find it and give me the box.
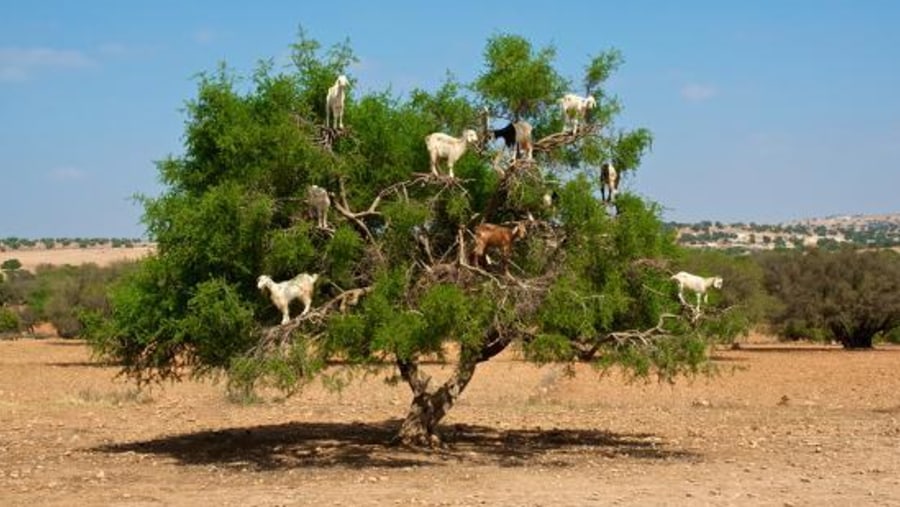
[394,330,511,447]
[394,358,477,447]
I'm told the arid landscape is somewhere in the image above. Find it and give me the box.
[3,247,900,506]
[2,334,899,506]
[0,244,155,273]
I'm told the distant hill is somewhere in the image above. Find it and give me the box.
[668,213,900,251]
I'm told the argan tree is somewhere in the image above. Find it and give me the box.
[759,248,900,348]
[89,31,741,446]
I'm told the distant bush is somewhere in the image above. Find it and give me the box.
[0,262,138,338]
[879,327,900,345]
[0,307,20,333]
[35,263,137,338]
[759,248,900,348]
[2,258,22,271]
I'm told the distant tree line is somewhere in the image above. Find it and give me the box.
[670,220,900,250]
[0,237,147,251]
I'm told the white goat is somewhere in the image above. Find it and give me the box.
[600,161,618,203]
[307,184,330,229]
[542,192,553,208]
[670,271,723,310]
[326,75,350,129]
[559,93,597,134]
[425,129,478,178]
[257,273,319,324]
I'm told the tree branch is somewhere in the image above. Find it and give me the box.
[256,286,374,355]
[397,357,430,396]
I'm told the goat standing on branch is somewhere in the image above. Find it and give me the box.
[471,222,528,273]
[425,129,478,178]
[326,75,350,130]
[559,93,597,134]
[670,271,723,311]
[600,161,618,203]
[307,184,331,229]
[490,121,533,163]
[257,273,319,325]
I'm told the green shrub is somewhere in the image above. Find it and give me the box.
[879,327,900,345]
[0,307,20,333]
[2,258,22,271]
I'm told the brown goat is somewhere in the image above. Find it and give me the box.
[471,222,527,271]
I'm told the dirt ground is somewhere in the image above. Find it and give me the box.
[1,333,899,507]
[0,245,155,273]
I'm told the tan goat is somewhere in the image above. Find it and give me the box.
[471,222,527,272]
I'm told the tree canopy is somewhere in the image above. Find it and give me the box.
[89,30,743,446]
[759,248,900,348]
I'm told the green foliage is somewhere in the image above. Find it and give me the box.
[2,258,22,271]
[228,338,325,399]
[676,248,776,341]
[181,278,257,371]
[410,76,479,135]
[0,269,35,306]
[90,30,738,399]
[290,25,358,123]
[263,223,318,279]
[759,248,900,348]
[36,263,136,338]
[0,262,135,339]
[473,33,567,121]
[324,225,364,288]
[0,307,20,333]
[88,257,189,380]
[597,333,712,382]
[584,49,623,94]
[879,326,900,344]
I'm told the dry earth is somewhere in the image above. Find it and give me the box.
[0,245,155,273]
[2,247,900,505]
[1,333,899,507]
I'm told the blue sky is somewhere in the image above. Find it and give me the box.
[2,1,898,238]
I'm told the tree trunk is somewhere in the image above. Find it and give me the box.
[839,333,873,349]
[394,330,511,447]
[394,356,477,447]
[833,321,876,349]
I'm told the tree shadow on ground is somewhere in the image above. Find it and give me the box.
[94,420,697,471]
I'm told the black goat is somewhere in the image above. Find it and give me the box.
[490,121,533,162]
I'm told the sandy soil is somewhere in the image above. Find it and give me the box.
[1,334,899,506]
[0,245,154,273]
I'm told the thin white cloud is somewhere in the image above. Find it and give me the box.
[680,83,718,102]
[49,167,87,182]
[0,47,94,82]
